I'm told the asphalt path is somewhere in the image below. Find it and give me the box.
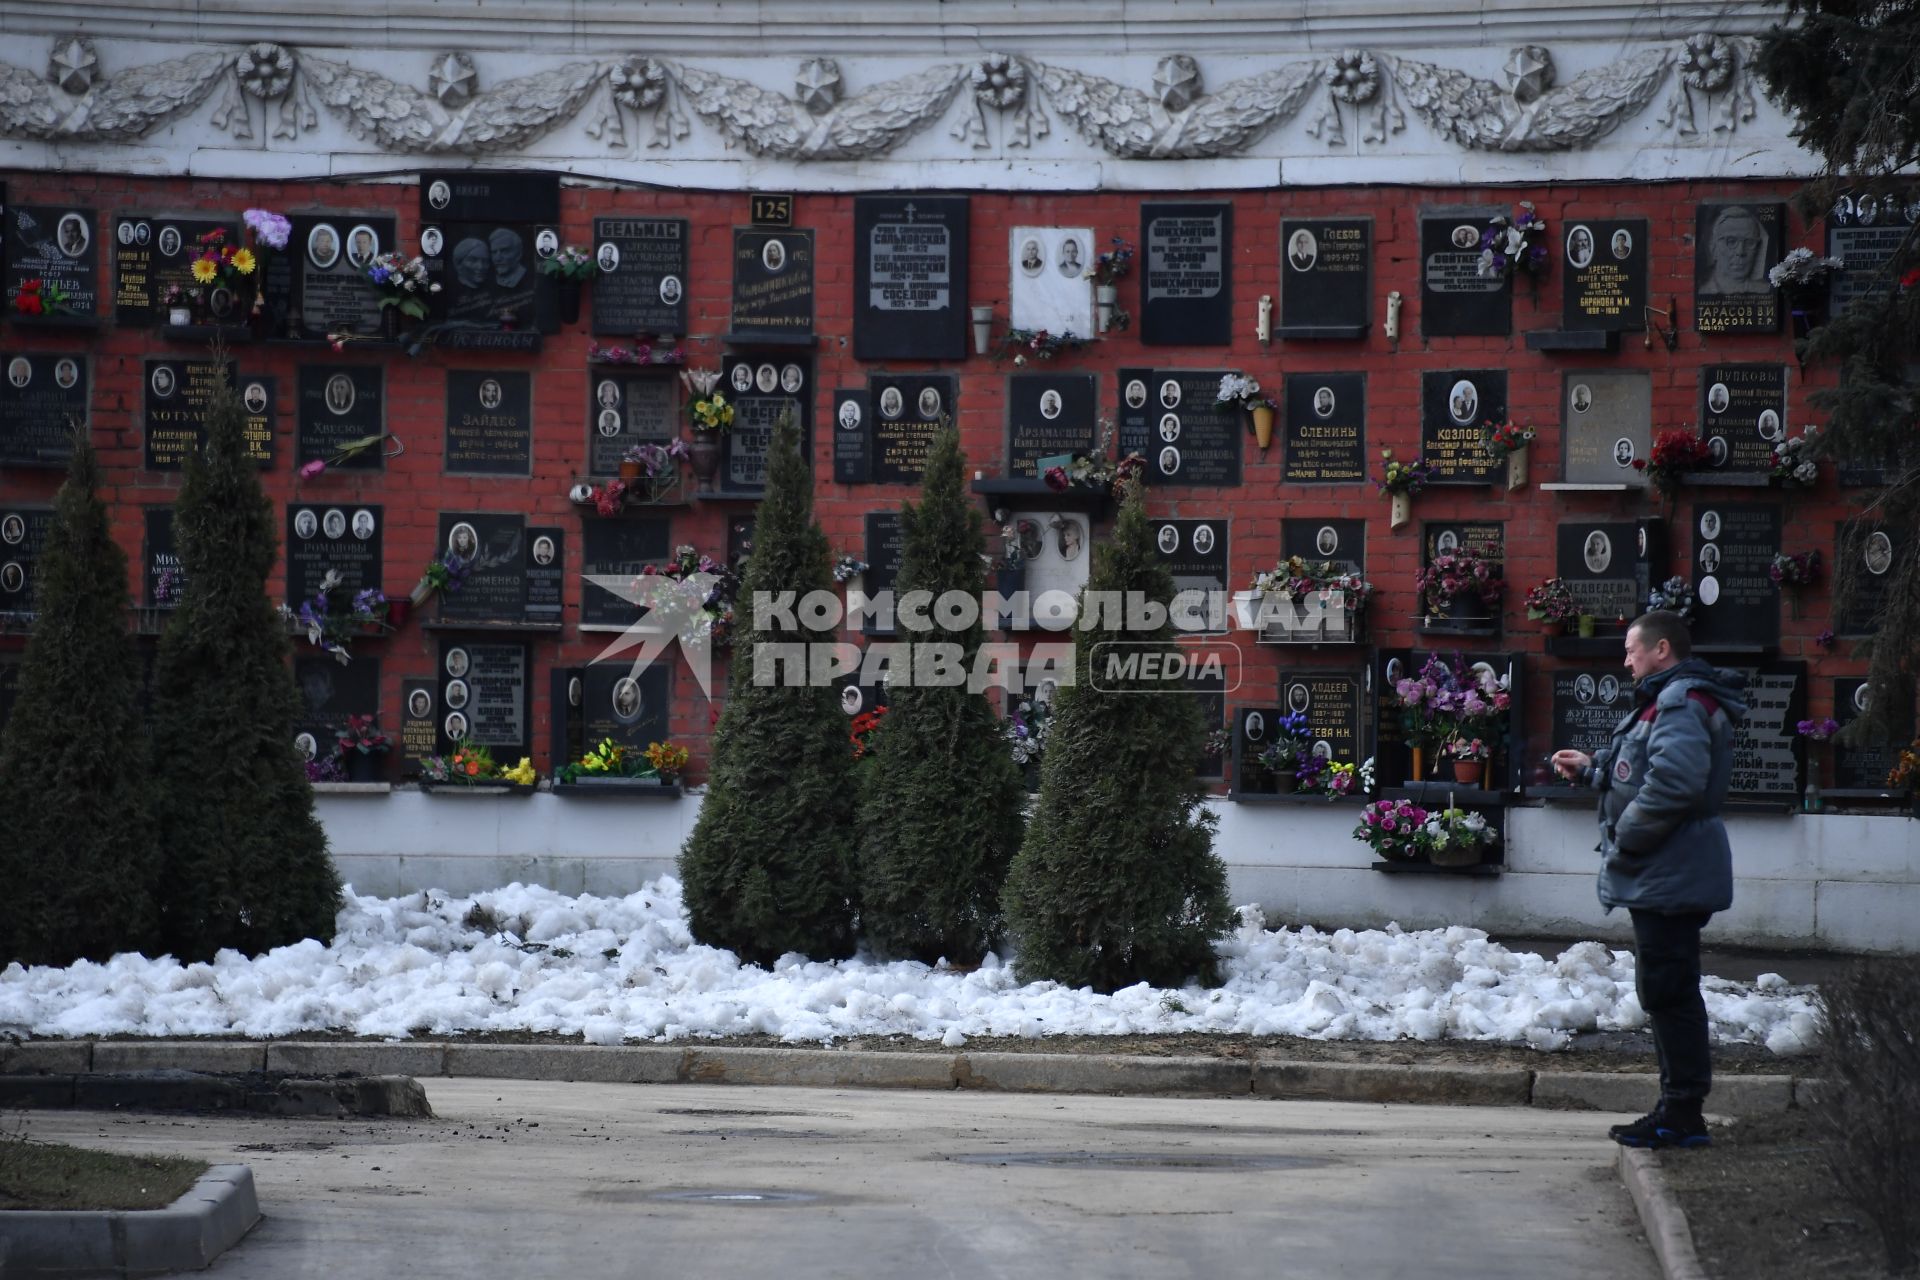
[18,1080,1657,1279]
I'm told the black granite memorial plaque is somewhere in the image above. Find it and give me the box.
[1562,218,1648,332]
[831,389,871,484]
[1007,374,1096,478]
[292,215,398,339]
[1280,218,1370,337]
[1422,522,1504,626]
[0,506,52,617]
[862,512,907,636]
[864,372,950,486]
[146,359,272,470]
[1282,372,1366,484]
[1555,520,1664,621]
[1695,202,1783,334]
[854,196,968,360]
[719,355,812,493]
[295,365,383,472]
[587,372,678,476]
[445,371,532,475]
[1282,519,1366,574]
[1116,369,1242,487]
[1420,214,1508,338]
[421,172,560,224]
[1549,668,1635,757]
[286,502,382,605]
[1281,670,1368,767]
[435,221,547,331]
[730,228,815,340]
[436,513,528,623]
[439,640,530,756]
[1141,202,1231,346]
[1835,522,1902,637]
[1699,364,1787,476]
[399,677,439,776]
[580,517,671,629]
[0,353,86,466]
[237,375,277,466]
[526,526,564,622]
[580,662,671,752]
[1420,371,1505,484]
[4,204,100,323]
[1152,518,1230,633]
[112,213,235,327]
[1561,372,1651,487]
[294,656,381,763]
[1827,192,1918,315]
[142,507,185,609]
[1724,662,1805,801]
[591,217,689,337]
[1833,676,1910,793]
[1690,503,1781,649]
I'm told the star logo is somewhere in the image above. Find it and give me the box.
[795,58,842,115]
[50,38,99,97]
[583,570,726,698]
[429,52,478,108]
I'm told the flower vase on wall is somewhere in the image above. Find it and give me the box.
[1452,759,1485,786]
[1506,445,1528,491]
[1409,747,1425,783]
[689,435,721,487]
[1389,491,1411,531]
[1096,284,1118,333]
[1250,404,1275,451]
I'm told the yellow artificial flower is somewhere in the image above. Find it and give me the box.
[503,757,537,785]
[231,248,257,274]
[191,258,218,283]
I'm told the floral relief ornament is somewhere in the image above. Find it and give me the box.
[1326,51,1379,105]
[1679,33,1734,94]
[972,54,1026,111]
[236,43,295,99]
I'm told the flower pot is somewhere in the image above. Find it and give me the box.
[1506,444,1528,491]
[168,306,192,326]
[380,306,401,341]
[1537,616,1564,635]
[557,279,582,326]
[1231,590,1262,631]
[1250,404,1275,451]
[385,598,410,629]
[619,460,645,482]
[1577,614,1596,638]
[1389,491,1411,531]
[689,435,721,486]
[1428,840,1483,868]
[1095,284,1118,333]
[1272,770,1298,794]
[1451,760,1486,786]
[345,750,386,783]
[971,305,995,356]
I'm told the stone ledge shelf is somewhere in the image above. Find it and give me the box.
[311,781,392,796]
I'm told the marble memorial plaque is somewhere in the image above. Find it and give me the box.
[1117,368,1241,487]
[1561,371,1651,487]
[1140,202,1231,346]
[579,663,670,753]
[1723,662,1805,801]
[591,217,688,337]
[1009,226,1094,336]
[862,511,907,636]
[580,516,671,629]
[399,678,439,776]
[587,372,677,476]
[440,640,530,756]
[0,352,87,466]
[436,512,528,624]
[1280,218,1370,335]
[1550,668,1634,757]
[1835,522,1901,637]
[1420,370,1505,484]
[1282,519,1366,574]
[719,355,811,493]
[831,389,871,484]
[286,502,382,605]
[295,365,383,472]
[112,213,235,327]
[1695,202,1783,334]
[1562,218,1648,332]
[1833,676,1910,793]
[1827,192,1918,315]
[293,656,380,763]
[0,506,53,617]
[1699,364,1787,476]
[1420,213,1508,338]
[293,215,397,338]
[730,228,814,339]
[1282,372,1366,483]
[142,507,184,609]
[445,370,533,475]
[1690,503,1781,649]
[854,196,968,360]
[1007,374,1096,478]
[4,204,100,322]
[865,372,951,487]
[1555,520,1663,621]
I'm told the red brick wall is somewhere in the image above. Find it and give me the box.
[0,172,1853,780]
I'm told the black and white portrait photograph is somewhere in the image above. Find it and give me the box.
[1831,195,1854,226]
[1865,531,1894,575]
[1313,386,1336,419]
[1157,525,1179,555]
[293,732,317,761]
[1193,524,1215,556]
[1056,517,1083,561]
[307,223,340,270]
[1448,379,1478,424]
[613,677,642,721]
[0,514,24,545]
[1699,206,1770,296]
[1700,510,1721,541]
[408,688,433,719]
[782,364,804,395]
[1158,445,1181,476]
[837,400,861,430]
[1575,674,1596,705]
[1610,229,1633,260]
[1056,237,1083,278]
[478,379,503,411]
[243,380,267,413]
[1566,225,1594,269]
[293,509,318,541]
[157,225,181,258]
[1708,435,1729,466]
[427,179,451,210]
[1757,409,1781,441]
[597,242,620,273]
[1039,389,1063,420]
[52,358,78,390]
[448,523,479,561]
[1707,382,1730,414]
[6,358,30,390]
[1019,238,1043,276]
[1316,526,1339,557]
[1613,437,1636,467]
[1451,224,1479,250]
[444,711,469,741]
[352,509,376,541]
[1244,711,1266,741]
[57,213,90,259]
[1571,383,1593,414]
[535,229,559,259]
[324,373,355,416]
[1287,229,1317,271]
[150,364,175,399]
[1583,530,1613,575]
[1125,379,1147,409]
[322,508,347,541]
[597,380,621,410]
[755,363,778,394]
[1854,682,1871,713]
[917,386,942,419]
[1160,379,1181,409]
[1436,530,1460,555]
[445,646,471,678]
[762,237,787,273]
[346,224,379,270]
[660,274,682,305]
[1699,542,1721,574]
[421,227,444,258]
[879,386,904,419]
[1287,683,1310,715]
[532,535,556,567]
[731,363,753,394]
[1159,413,1181,442]
[445,679,469,711]
[841,685,863,715]
[597,409,621,437]
[1599,675,1621,705]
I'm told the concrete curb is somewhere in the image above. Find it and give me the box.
[0,1071,433,1118]
[0,1164,258,1279]
[1617,1146,1710,1280]
[0,1039,1813,1112]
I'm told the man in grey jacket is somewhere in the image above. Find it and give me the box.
[1551,610,1748,1149]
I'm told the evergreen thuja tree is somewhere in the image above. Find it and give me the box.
[855,427,1027,964]
[150,370,339,961]
[1757,5,1920,744]
[680,417,860,965]
[0,433,160,966]
[1000,482,1234,992]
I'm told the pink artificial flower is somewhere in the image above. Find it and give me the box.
[299,459,327,480]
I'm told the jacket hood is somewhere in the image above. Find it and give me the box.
[1641,657,1749,721]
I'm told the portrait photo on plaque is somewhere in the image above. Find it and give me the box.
[1695,202,1783,334]
[1010,226,1095,337]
